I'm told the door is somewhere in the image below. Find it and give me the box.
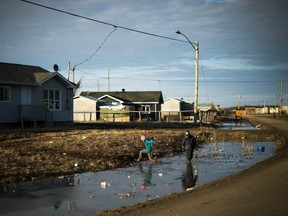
[21,87,31,105]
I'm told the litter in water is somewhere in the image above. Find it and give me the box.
[0,141,275,216]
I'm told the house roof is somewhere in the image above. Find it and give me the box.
[73,95,106,103]
[98,94,125,104]
[164,98,182,102]
[0,62,77,88]
[80,91,164,104]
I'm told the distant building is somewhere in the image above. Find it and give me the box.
[80,90,163,121]
[198,103,218,123]
[161,98,193,122]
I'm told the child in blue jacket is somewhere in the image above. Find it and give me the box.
[137,135,156,163]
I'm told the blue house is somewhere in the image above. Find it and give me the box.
[0,62,77,126]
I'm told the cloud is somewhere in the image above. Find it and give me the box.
[1,0,287,107]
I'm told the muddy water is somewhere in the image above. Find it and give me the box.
[0,142,275,216]
[219,121,259,130]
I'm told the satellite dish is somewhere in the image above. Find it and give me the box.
[53,64,59,72]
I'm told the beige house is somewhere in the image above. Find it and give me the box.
[161,98,193,122]
[73,96,103,121]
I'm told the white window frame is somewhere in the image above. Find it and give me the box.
[43,89,61,110]
[0,86,11,102]
[141,105,151,114]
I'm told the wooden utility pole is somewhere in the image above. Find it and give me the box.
[280,80,283,114]
[237,90,241,110]
[107,65,110,92]
[194,41,199,123]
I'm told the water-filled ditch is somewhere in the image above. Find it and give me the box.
[218,121,259,130]
[0,141,275,216]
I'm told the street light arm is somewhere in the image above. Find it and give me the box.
[176,30,197,51]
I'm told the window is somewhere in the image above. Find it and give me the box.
[141,105,150,114]
[43,89,61,110]
[0,86,10,102]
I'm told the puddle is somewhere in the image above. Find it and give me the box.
[0,142,275,216]
[218,121,259,130]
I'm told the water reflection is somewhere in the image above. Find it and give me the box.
[139,163,155,190]
[181,162,198,191]
[219,121,258,130]
[0,175,75,196]
[0,175,75,215]
[0,141,275,216]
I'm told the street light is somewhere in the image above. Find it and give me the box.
[176,30,199,124]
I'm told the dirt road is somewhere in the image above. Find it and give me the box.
[98,116,288,216]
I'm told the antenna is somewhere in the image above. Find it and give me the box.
[67,62,71,80]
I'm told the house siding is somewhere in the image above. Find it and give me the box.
[0,85,21,123]
[40,78,74,122]
[0,78,74,123]
[73,96,98,121]
[161,99,181,111]
[0,62,77,124]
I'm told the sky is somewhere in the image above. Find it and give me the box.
[1,0,288,108]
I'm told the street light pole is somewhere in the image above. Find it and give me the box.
[176,30,199,123]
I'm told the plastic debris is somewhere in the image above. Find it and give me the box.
[100,182,111,188]
[117,193,130,197]
[257,146,265,152]
[186,187,194,191]
[158,173,163,176]
[101,182,107,188]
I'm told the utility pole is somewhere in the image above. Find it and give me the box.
[280,80,283,115]
[72,66,75,83]
[194,41,199,121]
[107,64,110,92]
[176,30,199,124]
[67,62,75,83]
[68,62,71,80]
[237,90,241,109]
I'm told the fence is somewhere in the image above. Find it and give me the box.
[20,105,53,128]
[73,110,200,123]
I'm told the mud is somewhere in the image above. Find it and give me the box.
[0,119,280,186]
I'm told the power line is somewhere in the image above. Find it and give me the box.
[199,53,210,104]
[79,73,286,83]
[74,27,117,68]
[21,0,189,44]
